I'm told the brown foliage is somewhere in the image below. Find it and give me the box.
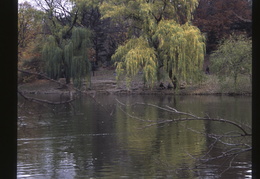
[193,0,251,53]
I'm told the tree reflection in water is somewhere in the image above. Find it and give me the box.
[17,95,252,178]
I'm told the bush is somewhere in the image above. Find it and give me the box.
[18,56,44,83]
[210,34,252,89]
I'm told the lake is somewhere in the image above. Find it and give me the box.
[17,94,252,178]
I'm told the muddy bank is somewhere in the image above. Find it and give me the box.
[18,79,251,96]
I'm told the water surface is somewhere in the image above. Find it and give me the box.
[17,94,251,178]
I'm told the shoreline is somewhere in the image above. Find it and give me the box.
[18,82,252,96]
[18,68,252,97]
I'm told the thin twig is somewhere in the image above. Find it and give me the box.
[115,98,154,122]
[115,99,252,173]
[220,154,238,176]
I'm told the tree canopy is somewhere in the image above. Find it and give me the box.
[42,27,92,87]
[193,0,251,53]
[18,2,43,49]
[211,34,252,87]
[18,2,47,82]
[100,0,205,87]
[18,0,251,91]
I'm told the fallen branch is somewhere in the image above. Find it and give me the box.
[115,98,252,175]
[18,69,114,115]
[18,69,79,91]
[116,100,251,136]
[17,89,75,105]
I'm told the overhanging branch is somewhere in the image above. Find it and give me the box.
[115,98,252,170]
[18,69,114,115]
[18,89,75,105]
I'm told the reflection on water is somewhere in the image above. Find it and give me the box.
[18,94,251,178]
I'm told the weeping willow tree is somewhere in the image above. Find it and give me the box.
[154,21,205,84]
[64,27,92,88]
[42,35,63,80]
[43,27,92,88]
[101,0,205,88]
[113,37,157,87]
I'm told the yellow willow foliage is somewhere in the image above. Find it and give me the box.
[100,1,135,21]
[154,20,205,82]
[100,0,199,24]
[113,37,157,86]
[101,0,204,85]
[71,0,100,8]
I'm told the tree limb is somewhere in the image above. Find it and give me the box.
[18,69,114,116]
[18,69,78,91]
[62,8,79,39]
[115,99,251,137]
[136,102,251,136]
[232,11,251,23]
[115,98,252,171]
[18,89,75,105]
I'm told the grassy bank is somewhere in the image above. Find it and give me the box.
[176,75,251,95]
[18,68,251,95]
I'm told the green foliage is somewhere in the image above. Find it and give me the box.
[64,42,73,82]
[70,28,92,87]
[71,28,92,53]
[100,0,199,39]
[71,0,100,8]
[112,21,205,87]
[42,36,63,80]
[154,20,205,82]
[18,56,45,83]
[211,34,252,87]
[18,2,44,49]
[100,0,199,24]
[101,0,205,88]
[18,1,45,73]
[42,27,92,87]
[113,37,157,87]
[71,56,87,88]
